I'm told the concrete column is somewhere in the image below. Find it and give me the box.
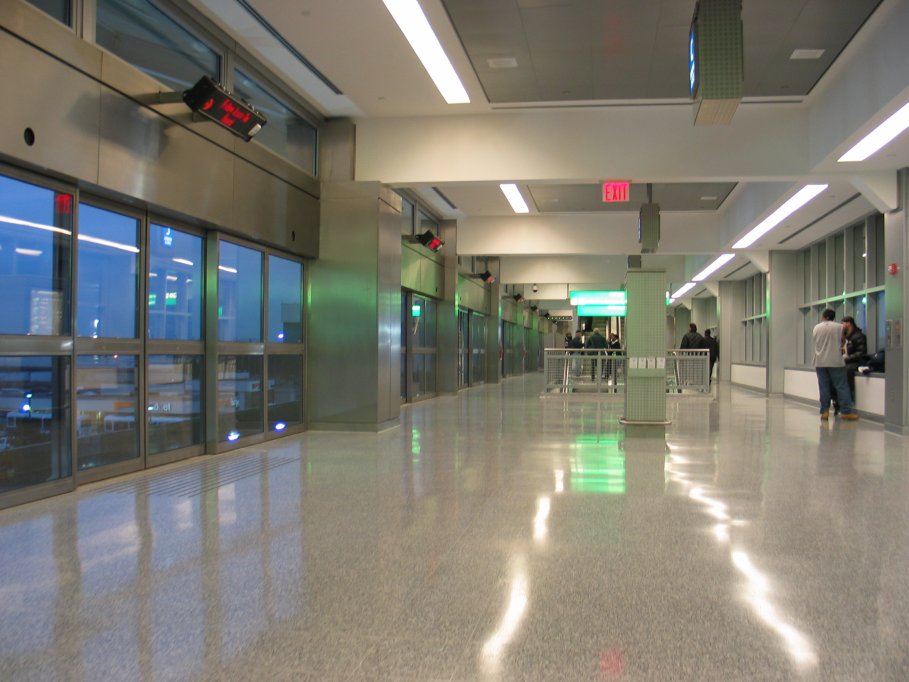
[884,169,908,433]
[308,122,401,431]
[718,280,745,383]
[486,258,502,383]
[767,251,800,395]
[436,219,459,395]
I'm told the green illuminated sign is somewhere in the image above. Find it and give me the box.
[569,290,627,306]
[577,304,626,317]
[411,304,422,317]
[148,293,157,306]
[165,291,178,307]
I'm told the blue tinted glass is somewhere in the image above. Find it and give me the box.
[96,0,219,91]
[219,242,262,342]
[76,354,139,470]
[233,69,317,174]
[148,224,203,340]
[217,355,263,441]
[77,204,139,338]
[0,175,72,335]
[0,356,71,492]
[267,256,302,343]
[24,0,71,26]
[148,354,203,454]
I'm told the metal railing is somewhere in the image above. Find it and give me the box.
[543,348,710,395]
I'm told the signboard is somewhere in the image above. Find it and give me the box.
[602,181,630,203]
[569,290,627,306]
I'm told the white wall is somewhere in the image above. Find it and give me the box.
[731,364,767,391]
[784,368,885,416]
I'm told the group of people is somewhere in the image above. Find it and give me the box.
[680,323,720,385]
[813,310,868,420]
[567,328,622,382]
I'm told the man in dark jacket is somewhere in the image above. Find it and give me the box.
[568,329,584,376]
[680,323,704,349]
[841,316,868,407]
[703,329,719,385]
[585,327,607,379]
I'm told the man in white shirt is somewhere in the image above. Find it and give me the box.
[813,309,857,421]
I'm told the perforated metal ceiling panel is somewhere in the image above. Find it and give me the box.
[441,0,882,104]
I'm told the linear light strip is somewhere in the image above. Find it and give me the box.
[838,101,909,162]
[0,214,71,235]
[671,282,696,299]
[692,253,735,282]
[500,184,529,213]
[383,0,469,104]
[732,184,828,249]
[78,234,140,253]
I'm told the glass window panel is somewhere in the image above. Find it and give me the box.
[401,198,414,236]
[423,353,436,394]
[802,250,810,303]
[874,220,885,287]
[267,256,302,343]
[853,224,867,291]
[96,0,220,92]
[233,69,317,174]
[218,242,262,342]
[76,355,139,470]
[418,210,438,234]
[0,175,72,336]
[267,355,303,432]
[411,353,424,399]
[817,242,827,299]
[77,204,139,339]
[0,356,70,493]
[411,296,425,348]
[424,299,437,347]
[834,233,845,295]
[147,355,203,455]
[217,355,263,442]
[148,224,203,340]
[24,0,71,26]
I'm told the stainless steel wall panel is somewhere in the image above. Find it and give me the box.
[401,246,422,291]
[378,198,403,421]
[1,1,102,79]
[231,158,319,258]
[0,32,101,183]
[419,258,443,298]
[234,138,320,199]
[97,84,235,228]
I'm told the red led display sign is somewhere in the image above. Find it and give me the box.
[602,181,630,203]
[183,76,267,142]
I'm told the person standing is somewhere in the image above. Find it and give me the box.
[703,329,719,385]
[568,329,584,376]
[841,315,868,406]
[813,309,858,421]
[680,323,704,350]
[680,323,706,388]
[585,327,607,380]
[606,332,622,389]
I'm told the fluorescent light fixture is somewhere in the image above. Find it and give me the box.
[14,248,43,257]
[732,184,827,249]
[382,0,470,104]
[78,234,140,253]
[0,214,71,235]
[172,258,194,266]
[500,183,529,213]
[671,282,696,299]
[165,275,178,281]
[692,253,735,281]
[218,265,238,274]
[838,102,909,162]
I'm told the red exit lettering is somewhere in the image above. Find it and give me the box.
[602,181,630,203]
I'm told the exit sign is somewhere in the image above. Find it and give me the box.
[602,181,630,202]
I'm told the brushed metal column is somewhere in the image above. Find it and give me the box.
[767,251,800,395]
[307,181,401,431]
[485,259,503,384]
[884,170,907,432]
[436,219,459,394]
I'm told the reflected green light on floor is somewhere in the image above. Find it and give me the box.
[411,427,421,459]
[570,435,626,494]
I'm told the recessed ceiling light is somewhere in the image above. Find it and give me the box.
[382,0,470,104]
[700,196,717,201]
[838,101,909,162]
[487,57,518,69]
[790,49,825,60]
[500,184,529,213]
[732,184,827,248]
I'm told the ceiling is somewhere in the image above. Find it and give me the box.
[186,0,908,304]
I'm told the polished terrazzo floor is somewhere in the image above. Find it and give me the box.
[2,375,909,681]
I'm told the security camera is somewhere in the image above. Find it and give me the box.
[532,284,539,293]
